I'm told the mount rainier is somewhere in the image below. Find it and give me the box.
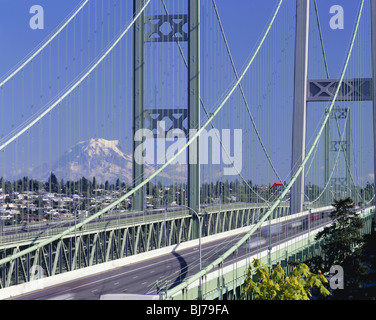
[33,138,186,184]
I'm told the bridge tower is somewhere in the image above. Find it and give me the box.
[291,0,309,215]
[372,0,376,208]
[291,0,376,213]
[132,0,200,238]
[324,107,352,205]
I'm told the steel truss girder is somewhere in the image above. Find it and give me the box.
[0,205,286,289]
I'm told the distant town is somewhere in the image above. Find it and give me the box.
[0,172,374,227]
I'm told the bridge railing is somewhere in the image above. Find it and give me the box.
[0,202,286,247]
[165,206,375,300]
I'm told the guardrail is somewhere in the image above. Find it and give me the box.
[0,202,275,247]
[164,206,375,300]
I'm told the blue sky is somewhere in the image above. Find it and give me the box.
[0,0,363,76]
[0,0,373,188]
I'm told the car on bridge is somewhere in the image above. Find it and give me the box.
[261,223,283,237]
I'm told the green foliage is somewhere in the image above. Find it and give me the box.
[307,198,366,275]
[315,198,364,267]
[241,259,330,300]
[307,197,371,299]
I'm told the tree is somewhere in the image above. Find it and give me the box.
[356,231,376,299]
[116,178,121,191]
[4,181,13,195]
[60,179,65,194]
[92,176,97,190]
[307,197,368,299]
[45,172,59,193]
[241,259,330,300]
[314,198,364,268]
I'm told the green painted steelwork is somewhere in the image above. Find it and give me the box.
[0,0,89,89]
[0,0,152,153]
[0,203,284,289]
[163,0,365,300]
[0,0,279,272]
[188,0,201,239]
[0,0,371,297]
[169,207,374,300]
[132,0,146,212]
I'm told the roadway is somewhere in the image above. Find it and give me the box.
[9,209,332,300]
[0,202,265,239]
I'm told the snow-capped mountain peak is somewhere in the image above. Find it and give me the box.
[32,138,183,184]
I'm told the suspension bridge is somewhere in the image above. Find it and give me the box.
[0,0,375,300]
